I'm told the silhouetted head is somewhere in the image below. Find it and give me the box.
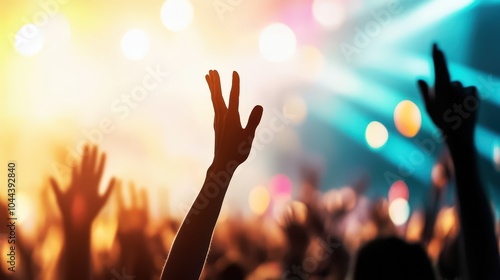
[353,237,436,280]
[218,262,246,280]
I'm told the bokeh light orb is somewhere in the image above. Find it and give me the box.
[121,29,150,60]
[365,121,388,149]
[494,144,500,171]
[394,100,421,138]
[14,24,44,56]
[388,180,409,202]
[259,23,297,62]
[161,0,193,32]
[312,0,346,29]
[249,186,271,215]
[283,95,308,124]
[432,164,447,188]
[270,174,293,198]
[389,198,410,226]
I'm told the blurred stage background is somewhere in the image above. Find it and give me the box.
[1,0,500,233]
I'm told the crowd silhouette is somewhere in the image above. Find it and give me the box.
[1,44,500,280]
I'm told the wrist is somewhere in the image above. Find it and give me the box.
[64,222,91,241]
[204,160,237,194]
[209,159,239,176]
[446,137,475,157]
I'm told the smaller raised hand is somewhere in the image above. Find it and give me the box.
[205,70,263,167]
[50,144,115,229]
[116,181,149,235]
[115,181,156,280]
[418,44,479,143]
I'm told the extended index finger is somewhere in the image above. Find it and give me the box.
[432,44,451,87]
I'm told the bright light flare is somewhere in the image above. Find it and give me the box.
[14,24,44,56]
[161,0,193,32]
[121,28,150,60]
[394,100,421,137]
[365,121,388,149]
[312,0,346,29]
[259,23,297,62]
[388,198,410,226]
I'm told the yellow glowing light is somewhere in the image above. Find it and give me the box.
[365,121,388,149]
[14,24,44,56]
[249,186,270,215]
[394,100,422,138]
[389,198,410,226]
[312,0,346,29]
[259,23,297,62]
[283,95,308,124]
[406,211,424,242]
[161,0,193,32]
[439,208,456,237]
[121,28,150,60]
[92,218,118,252]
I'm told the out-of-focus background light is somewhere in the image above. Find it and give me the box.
[494,143,500,171]
[388,180,409,202]
[160,0,193,32]
[259,23,297,62]
[389,197,410,226]
[15,24,44,56]
[394,100,422,138]
[312,0,346,29]
[249,186,271,215]
[121,29,150,60]
[365,121,389,149]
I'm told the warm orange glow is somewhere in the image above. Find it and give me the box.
[394,100,422,138]
[406,211,424,242]
[432,163,447,188]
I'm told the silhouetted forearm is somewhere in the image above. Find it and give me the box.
[448,139,500,280]
[161,161,235,280]
[62,226,92,280]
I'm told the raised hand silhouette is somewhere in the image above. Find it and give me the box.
[116,181,149,235]
[417,44,500,280]
[115,181,156,280]
[50,144,115,280]
[50,144,115,229]
[161,70,263,280]
[206,70,263,167]
[417,44,478,142]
